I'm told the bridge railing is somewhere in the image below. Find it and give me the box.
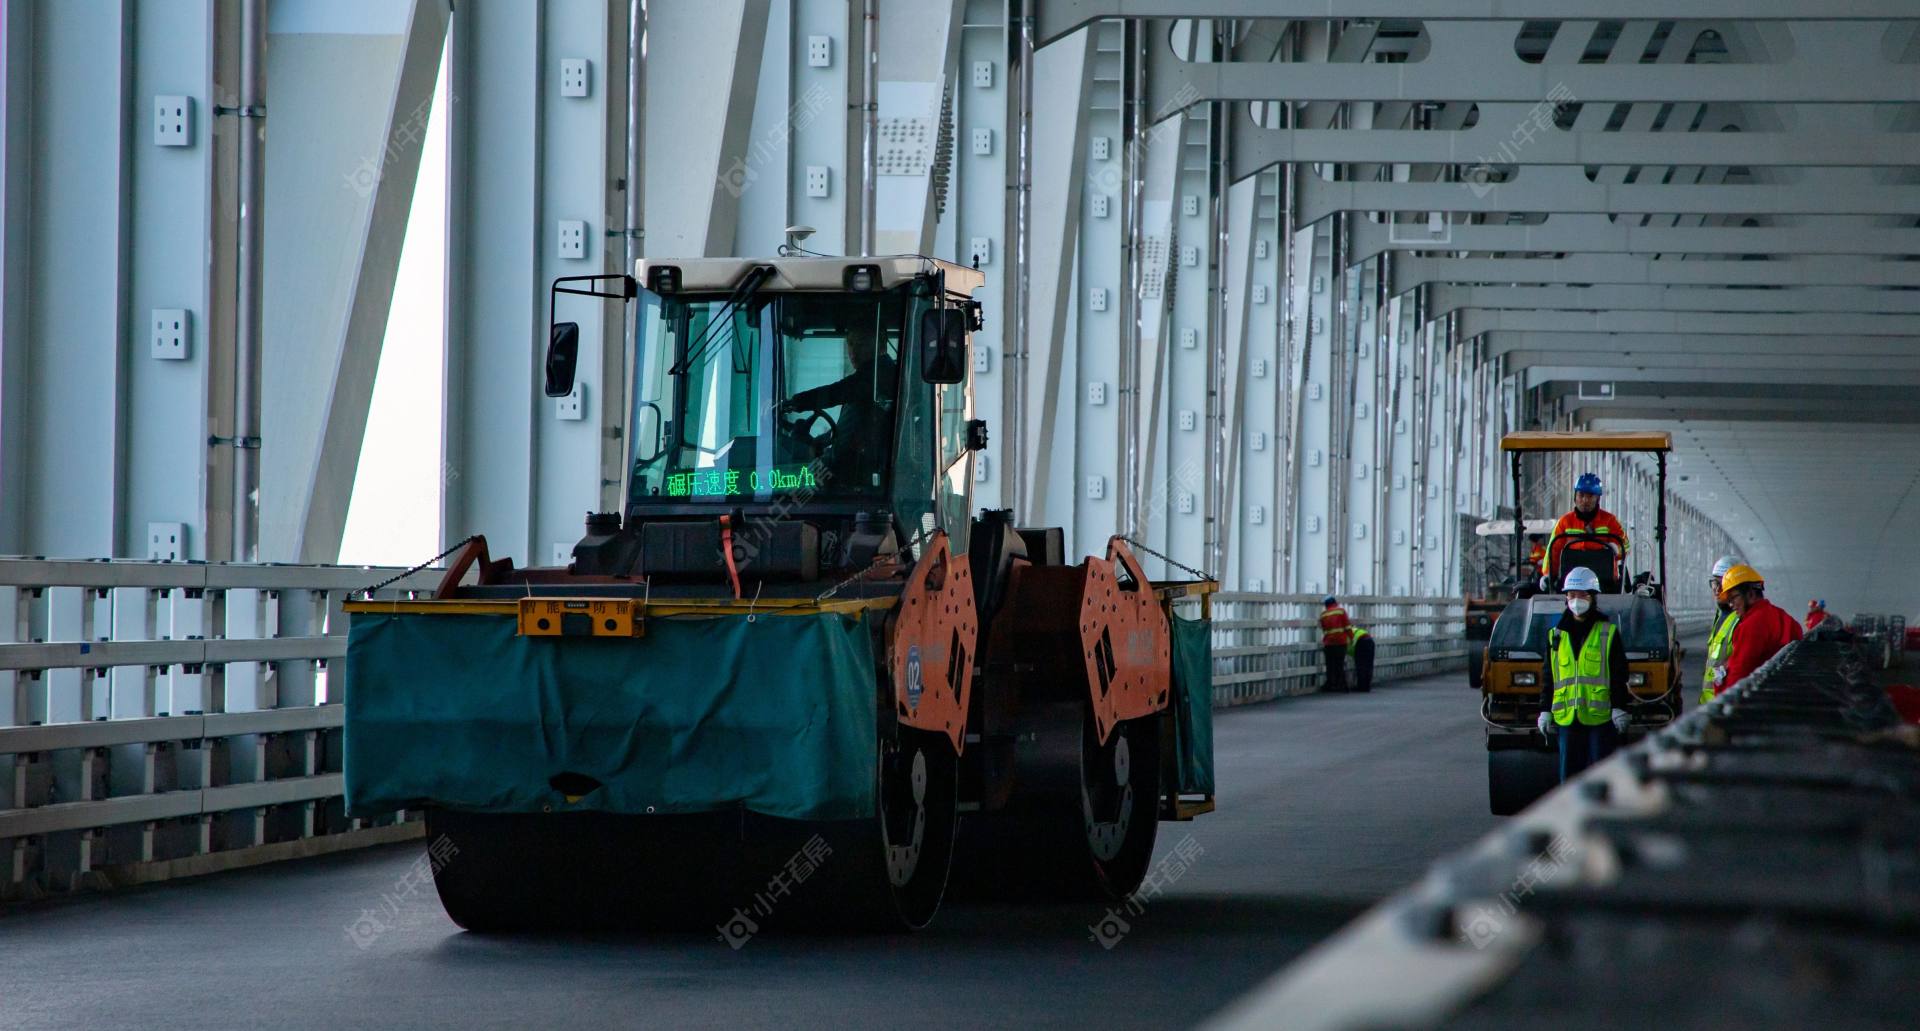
[1195,593,1469,707]
[2,560,1480,898]
[0,558,440,901]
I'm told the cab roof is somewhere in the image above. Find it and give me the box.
[1500,430,1673,454]
[634,255,985,296]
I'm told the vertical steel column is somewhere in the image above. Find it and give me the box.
[1204,21,1230,577]
[1276,155,1295,591]
[1005,2,1033,519]
[624,0,646,272]
[230,0,266,562]
[859,0,877,256]
[1118,18,1143,536]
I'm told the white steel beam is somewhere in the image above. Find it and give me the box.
[1228,122,1920,179]
[643,0,772,255]
[1151,22,1920,106]
[1019,27,1095,531]
[1296,172,1920,223]
[0,0,24,553]
[10,0,135,559]
[1216,175,1256,588]
[1463,309,1920,338]
[1038,0,1917,44]
[1350,217,1920,262]
[1431,285,1920,317]
[1524,366,1920,388]
[443,1,541,563]
[1392,255,1920,292]
[873,0,965,256]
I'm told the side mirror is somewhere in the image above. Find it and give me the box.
[918,308,968,384]
[545,321,580,397]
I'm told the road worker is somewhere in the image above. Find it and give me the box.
[1526,534,1548,579]
[1717,564,1803,695]
[1804,599,1842,636]
[1534,566,1631,782]
[1348,621,1375,693]
[1543,473,1629,590]
[1320,596,1353,692]
[1701,556,1741,705]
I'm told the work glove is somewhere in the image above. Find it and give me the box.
[1538,575,1551,592]
[1610,708,1630,733]
[1536,712,1553,736]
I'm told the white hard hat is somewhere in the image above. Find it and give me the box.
[1711,555,1739,578]
[1562,567,1602,593]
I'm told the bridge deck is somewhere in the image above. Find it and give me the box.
[0,665,1502,1029]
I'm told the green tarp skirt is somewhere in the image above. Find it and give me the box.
[344,610,880,822]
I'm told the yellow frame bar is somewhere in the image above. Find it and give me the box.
[1500,430,1672,453]
[343,596,896,619]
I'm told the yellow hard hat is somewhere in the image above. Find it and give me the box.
[1718,563,1763,601]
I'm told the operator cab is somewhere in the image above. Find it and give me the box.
[542,255,987,590]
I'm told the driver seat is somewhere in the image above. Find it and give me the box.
[1555,542,1623,594]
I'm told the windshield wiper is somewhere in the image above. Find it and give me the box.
[670,264,776,375]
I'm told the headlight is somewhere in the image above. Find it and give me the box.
[1628,673,1647,687]
[1512,672,1538,686]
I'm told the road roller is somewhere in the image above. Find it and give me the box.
[342,253,1218,931]
[1480,431,1685,815]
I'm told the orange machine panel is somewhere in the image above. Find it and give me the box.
[891,532,978,752]
[1081,538,1172,744]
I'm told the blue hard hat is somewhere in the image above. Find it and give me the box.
[1562,567,1602,593]
[1322,595,1338,606]
[1575,472,1604,496]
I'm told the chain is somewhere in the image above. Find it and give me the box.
[815,526,932,603]
[1119,536,1213,582]
[357,535,482,599]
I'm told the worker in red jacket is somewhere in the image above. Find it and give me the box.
[1543,473,1628,589]
[1319,596,1353,692]
[1716,564,1803,695]
[1804,599,1841,634]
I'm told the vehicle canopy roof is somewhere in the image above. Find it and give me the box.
[1500,430,1672,454]
[635,255,984,296]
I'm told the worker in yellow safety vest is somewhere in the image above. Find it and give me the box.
[1534,566,1631,782]
[1347,623,1374,693]
[1701,555,1741,705]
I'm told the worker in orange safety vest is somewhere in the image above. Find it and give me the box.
[1320,596,1353,693]
[1543,472,1629,589]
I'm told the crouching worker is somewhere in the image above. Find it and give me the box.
[1534,566,1631,783]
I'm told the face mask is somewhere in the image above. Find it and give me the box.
[1568,598,1592,617]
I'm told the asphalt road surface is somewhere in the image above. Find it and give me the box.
[0,664,1502,1030]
